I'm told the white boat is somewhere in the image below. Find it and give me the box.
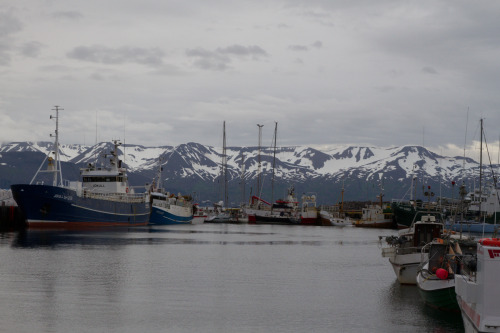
[455,238,500,332]
[319,210,352,226]
[354,204,393,228]
[355,191,393,228]
[205,212,231,223]
[381,212,444,284]
[319,183,352,226]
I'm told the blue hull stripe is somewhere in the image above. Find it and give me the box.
[149,207,193,225]
[72,204,150,217]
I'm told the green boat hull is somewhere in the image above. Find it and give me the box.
[417,285,459,312]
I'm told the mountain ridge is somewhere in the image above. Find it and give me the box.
[0,141,495,205]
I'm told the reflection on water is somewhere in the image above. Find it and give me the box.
[12,228,328,248]
[0,224,465,333]
[382,281,463,333]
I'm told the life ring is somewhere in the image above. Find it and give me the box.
[479,238,500,247]
[126,187,129,193]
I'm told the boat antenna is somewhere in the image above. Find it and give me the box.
[421,125,426,196]
[94,110,98,162]
[479,118,483,216]
[340,176,345,212]
[462,108,469,183]
[257,124,264,197]
[30,106,64,185]
[271,121,277,205]
[123,115,126,167]
[482,122,500,208]
[50,105,63,186]
[240,151,246,206]
[222,121,228,207]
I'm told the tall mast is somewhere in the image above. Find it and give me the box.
[50,105,63,186]
[240,152,245,206]
[271,122,277,205]
[340,177,345,213]
[223,121,228,207]
[479,118,483,214]
[257,124,264,197]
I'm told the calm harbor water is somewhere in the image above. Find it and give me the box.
[0,224,464,333]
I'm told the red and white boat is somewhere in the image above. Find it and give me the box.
[246,186,300,225]
[455,238,500,333]
[299,193,319,225]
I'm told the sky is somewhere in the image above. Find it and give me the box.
[1,0,500,161]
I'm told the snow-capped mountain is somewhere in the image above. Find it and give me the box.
[0,141,495,205]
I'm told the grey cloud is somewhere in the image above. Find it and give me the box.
[52,11,84,20]
[90,72,105,81]
[0,11,23,65]
[20,41,43,58]
[311,41,323,48]
[422,66,438,75]
[187,44,268,71]
[67,45,165,67]
[216,45,268,59]
[186,48,230,71]
[289,45,308,51]
[289,41,322,52]
[0,11,23,36]
[0,43,10,65]
[300,10,332,19]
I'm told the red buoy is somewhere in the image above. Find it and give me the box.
[436,268,448,280]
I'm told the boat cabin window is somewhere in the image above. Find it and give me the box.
[414,224,442,247]
[83,176,126,182]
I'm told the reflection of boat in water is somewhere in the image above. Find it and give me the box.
[455,237,500,333]
[381,212,444,284]
[416,237,476,312]
[11,107,150,228]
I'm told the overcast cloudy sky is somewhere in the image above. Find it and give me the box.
[1,0,499,160]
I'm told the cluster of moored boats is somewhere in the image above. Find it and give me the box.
[380,211,500,333]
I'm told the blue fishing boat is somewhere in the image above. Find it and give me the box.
[149,191,193,225]
[148,157,193,225]
[10,106,150,228]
